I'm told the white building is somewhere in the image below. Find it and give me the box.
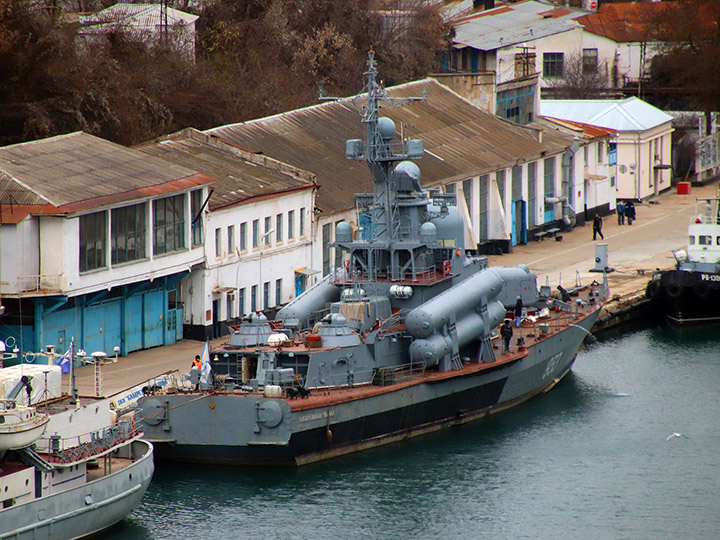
[79,3,198,58]
[442,0,589,124]
[538,117,618,218]
[0,132,212,355]
[540,97,674,200]
[138,129,317,339]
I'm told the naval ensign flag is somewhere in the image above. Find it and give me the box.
[200,341,212,386]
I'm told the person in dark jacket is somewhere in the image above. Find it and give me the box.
[514,295,523,327]
[625,201,636,225]
[593,213,604,240]
[500,319,513,353]
[616,200,625,225]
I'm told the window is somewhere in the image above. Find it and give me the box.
[227,291,234,321]
[79,211,107,272]
[699,235,712,245]
[263,281,270,309]
[288,210,295,239]
[511,165,522,200]
[583,145,589,165]
[543,157,555,197]
[543,52,564,78]
[215,228,222,257]
[462,178,473,217]
[228,225,234,255]
[190,189,203,246]
[111,203,145,265]
[238,287,246,317]
[582,48,598,75]
[275,279,282,306]
[334,220,343,269]
[251,285,258,312]
[496,85,535,125]
[496,170,506,207]
[445,182,456,194]
[276,214,283,242]
[252,219,259,248]
[264,216,271,246]
[153,194,186,255]
[240,222,247,251]
[300,207,306,236]
[598,141,605,164]
[608,143,617,166]
[322,223,331,275]
[528,162,537,228]
[478,174,489,241]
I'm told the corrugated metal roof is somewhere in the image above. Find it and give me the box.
[137,129,315,211]
[576,0,715,43]
[540,97,674,132]
[79,3,198,27]
[450,0,585,51]
[207,79,577,215]
[0,131,207,208]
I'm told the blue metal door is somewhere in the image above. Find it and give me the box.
[143,290,164,348]
[295,275,304,297]
[125,295,143,353]
[102,300,121,353]
[83,304,105,354]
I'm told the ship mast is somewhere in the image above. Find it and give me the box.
[331,49,427,282]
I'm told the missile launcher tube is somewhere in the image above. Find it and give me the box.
[276,273,342,329]
[409,300,506,366]
[406,267,536,339]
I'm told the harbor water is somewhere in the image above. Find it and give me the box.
[107,321,720,540]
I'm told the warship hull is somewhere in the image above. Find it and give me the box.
[0,440,154,540]
[142,310,598,466]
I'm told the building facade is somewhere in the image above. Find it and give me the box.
[0,132,212,357]
[138,129,317,340]
[541,97,673,200]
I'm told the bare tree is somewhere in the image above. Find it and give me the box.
[544,52,609,99]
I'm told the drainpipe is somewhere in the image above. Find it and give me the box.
[560,138,580,228]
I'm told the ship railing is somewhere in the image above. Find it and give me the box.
[337,265,442,284]
[372,361,427,387]
[38,418,139,463]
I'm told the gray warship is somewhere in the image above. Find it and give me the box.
[138,51,606,466]
[0,361,154,540]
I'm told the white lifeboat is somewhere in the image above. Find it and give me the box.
[0,399,50,450]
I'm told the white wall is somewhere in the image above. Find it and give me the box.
[182,187,316,328]
[615,123,673,199]
[582,32,664,87]
[495,28,584,87]
[0,218,41,294]
[582,139,617,212]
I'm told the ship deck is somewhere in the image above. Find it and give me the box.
[207,305,598,411]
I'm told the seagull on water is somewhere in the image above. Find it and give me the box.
[666,432,689,441]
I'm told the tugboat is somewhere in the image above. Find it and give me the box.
[137,50,607,466]
[649,197,720,324]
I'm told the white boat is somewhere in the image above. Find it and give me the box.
[0,398,50,450]
[0,355,154,540]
